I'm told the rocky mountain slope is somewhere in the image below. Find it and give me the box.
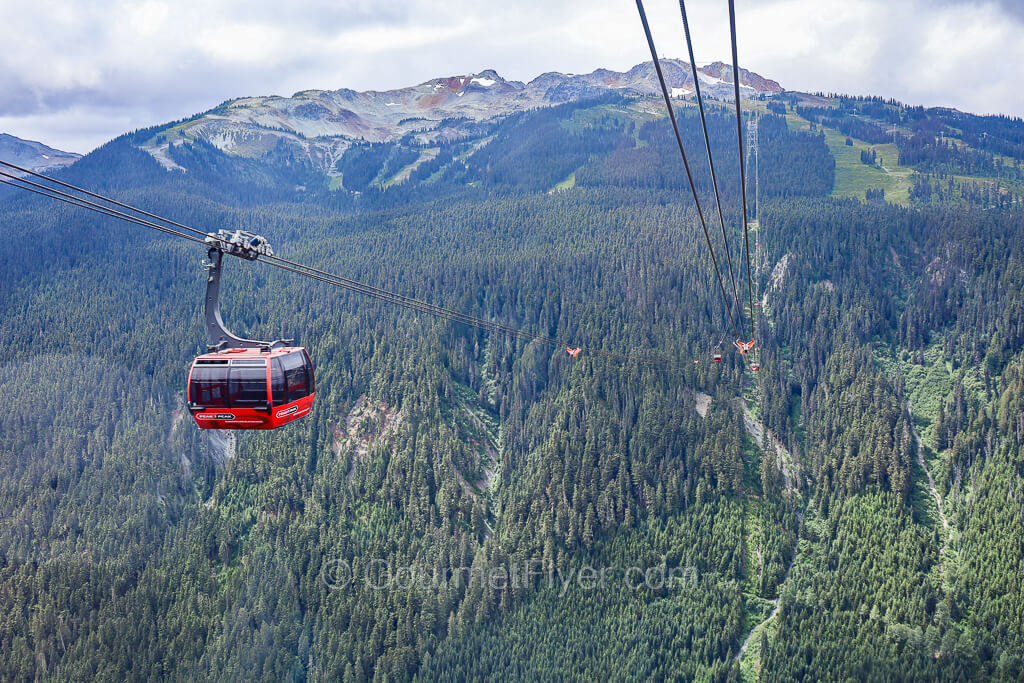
[0,133,81,175]
[140,60,782,174]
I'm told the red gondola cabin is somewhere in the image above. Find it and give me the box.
[187,347,315,429]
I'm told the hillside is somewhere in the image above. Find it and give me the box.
[118,61,1024,217]
[137,60,781,177]
[0,68,1023,682]
[0,134,80,175]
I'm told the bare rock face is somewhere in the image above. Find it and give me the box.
[202,429,236,469]
[698,61,784,95]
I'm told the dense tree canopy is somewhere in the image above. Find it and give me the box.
[1,94,1022,681]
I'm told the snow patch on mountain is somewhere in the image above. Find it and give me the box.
[698,72,726,86]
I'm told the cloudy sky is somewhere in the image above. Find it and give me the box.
[2,0,1022,153]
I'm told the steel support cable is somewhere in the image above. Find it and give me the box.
[262,255,564,346]
[634,0,743,343]
[0,159,208,238]
[0,168,560,345]
[1,168,678,366]
[728,0,756,345]
[263,253,563,345]
[677,0,742,311]
[0,173,207,245]
[0,168,569,348]
[260,255,665,364]
[260,258,567,347]
[0,161,575,347]
[263,258,660,362]
[0,165,544,343]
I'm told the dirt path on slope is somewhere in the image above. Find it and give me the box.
[737,511,804,663]
[905,400,955,600]
[907,401,949,532]
[741,403,797,496]
[736,400,804,667]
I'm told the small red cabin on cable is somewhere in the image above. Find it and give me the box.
[566,346,582,358]
[713,352,723,362]
[188,347,315,430]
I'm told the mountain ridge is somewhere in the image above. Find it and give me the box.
[139,60,782,172]
[0,133,81,175]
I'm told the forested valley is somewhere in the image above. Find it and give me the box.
[1,93,1023,681]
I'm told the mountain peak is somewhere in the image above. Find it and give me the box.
[469,69,501,84]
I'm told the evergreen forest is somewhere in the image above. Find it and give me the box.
[1,92,1023,681]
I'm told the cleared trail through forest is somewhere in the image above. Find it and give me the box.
[907,400,949,531]
[741,403,796,496]
[736,511,803,663]
[878,158,914,202]
[906,399,955,599]
[736,401,804,665]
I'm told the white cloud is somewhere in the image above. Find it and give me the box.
[325,21,481,55]
[0,0,1021,153]
[129,1,171,36]
[195,23,291,65]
